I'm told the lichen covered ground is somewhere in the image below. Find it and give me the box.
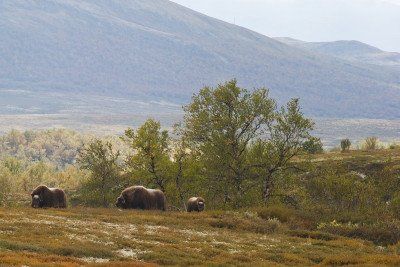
[1,207,400,266]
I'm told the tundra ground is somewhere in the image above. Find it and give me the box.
[1,207,400,266]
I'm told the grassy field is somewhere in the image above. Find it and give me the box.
[1,148,400,266]
[1,207,400,266]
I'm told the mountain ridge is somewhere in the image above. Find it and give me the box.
[276,37,400,68]
[0,0,399,118]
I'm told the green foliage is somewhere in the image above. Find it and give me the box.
[183,80,314,207]
[0,129,89,167]
[183,79,276,207]
[124,119,172,192]
[389,143,399,149]
[302,136,323,154]
[0,165,13,206]
[248,98,314,203]
[390,194,400,218]
[305,168,380,213]
[318,220,400,245]
[340,138,351,152]
[77,139,122,207]
[256,205,296,223]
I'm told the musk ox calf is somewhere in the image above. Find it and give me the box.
[115,186,166,211]
[187,197,205,212]
[31,185,67,208]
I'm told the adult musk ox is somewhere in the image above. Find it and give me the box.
[115,186,166,211]
[31,185,67,208]
[187,197,205,212]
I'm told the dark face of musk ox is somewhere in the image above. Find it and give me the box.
[31,195,42,208]
[115,196,126,208]
[198,200,205,211]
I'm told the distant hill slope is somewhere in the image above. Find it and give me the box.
[0,0,399,118]
[276,37,400,69]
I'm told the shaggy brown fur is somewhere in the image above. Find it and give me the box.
[187,197,205,212]
[31,185,67,208]
[115,186,166,211]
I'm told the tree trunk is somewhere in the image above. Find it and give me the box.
[263,173,273,203]
[177,183,186,211]
[175,158,186,211]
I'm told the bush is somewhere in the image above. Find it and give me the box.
[389,143,399,150]
[255,205,317,230]
[340,139,351,152]
[77,140,122,207]
[302,137,324,154]
[318,220,400,245]
[0,167,13,206]
[208,211,283,234]
[364,137,379,150]
[390,195,400,218]
[257,205,296,223]
[289,230,337,241]
[305,171,380,213]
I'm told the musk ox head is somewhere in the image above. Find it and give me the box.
[31,194,42,208]
[187,197,205,212]
[197,199,205,211]
[115,196,127,208]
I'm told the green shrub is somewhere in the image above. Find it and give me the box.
[208,211,282,234]
[289,230,337,241]
[340,139,351,152]
[318,221,400,245]
[390,196,400,218]
[389,143,399,150]
[302,137,324,154]
[257,205,295,223]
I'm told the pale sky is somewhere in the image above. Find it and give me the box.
[171,0,400,52]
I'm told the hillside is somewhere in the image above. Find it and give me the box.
[0,0,399,118]
[276,37,400,69]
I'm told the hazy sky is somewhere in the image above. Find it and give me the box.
[172,0,400,52]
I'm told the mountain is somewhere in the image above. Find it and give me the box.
[276,37,400,69]
[0,0,399,119]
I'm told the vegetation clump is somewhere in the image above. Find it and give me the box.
[340,138,351,152]
[364,136,379,150]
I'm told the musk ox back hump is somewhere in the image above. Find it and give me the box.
[117,186,166,211]
[51,188,67,208]
[147,189,166,211]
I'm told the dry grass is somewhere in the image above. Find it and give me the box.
[1,208,400,266]
[311,147,400,162]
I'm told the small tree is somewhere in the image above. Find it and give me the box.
[77,140,121,207]
[302,137,323,154]
[170,124,206,210]
[340,139,351,152]
[124,119,171,192]
[251,99,314,203]
[364,137,378,150]
[184,80,314,206]
[183,79,275,206]
[171,124,190,210]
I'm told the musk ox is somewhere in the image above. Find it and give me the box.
[31,185,67,208]
[187,197,205,212]
[115,186,166,211]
